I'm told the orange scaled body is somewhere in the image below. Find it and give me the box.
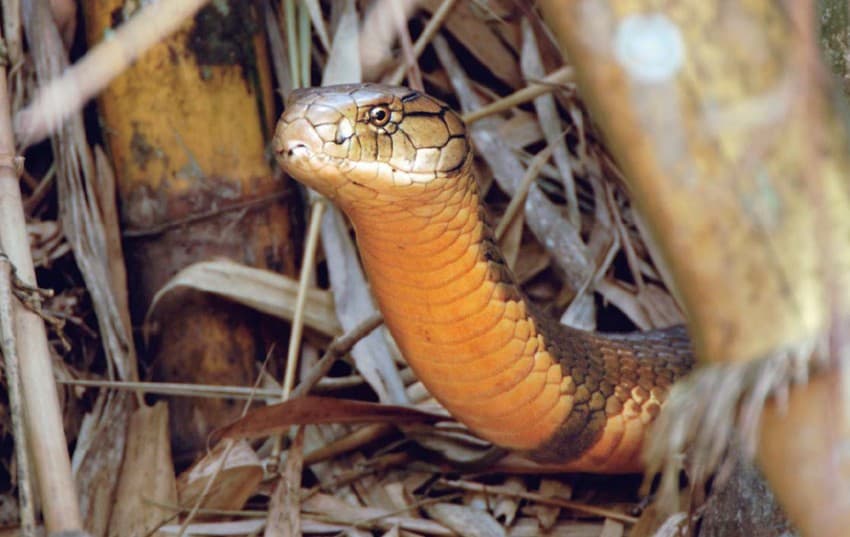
[275,84,693,472]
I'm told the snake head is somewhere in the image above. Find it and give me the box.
[274,83,471,205]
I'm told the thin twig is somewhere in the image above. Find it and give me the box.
[59,341,382,399]
[461,66,574,124]
[303,424,395,467]
[22,161,55,214]
[292,312,383,399]
[0,255,35,536]
[57,379,285,400]
[388,0,423,90]
[268,0,316,495]
[386,0,459,86]
[494,143,555,240]
[174,440,238,537]
[122,190,291,239]
[439,479,639,525]
[268,197,324,471]
[282,202,325,395]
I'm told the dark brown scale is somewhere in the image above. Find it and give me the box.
[468,210,694,465]
[528,311,693,463]
[480,236,505,265]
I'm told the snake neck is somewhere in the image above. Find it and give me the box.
[346,175,694,471]
[347,176,578,452]
[276,84,696,471]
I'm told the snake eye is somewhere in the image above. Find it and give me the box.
[368,105,391,127]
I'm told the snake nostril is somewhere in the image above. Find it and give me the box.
[282,142,307,158]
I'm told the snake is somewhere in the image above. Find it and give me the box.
[273,84,694,473]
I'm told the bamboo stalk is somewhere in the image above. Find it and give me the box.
[538,2,850,535]
[0,62,81,531]
[15,0,210,147]
[0,231,36,537]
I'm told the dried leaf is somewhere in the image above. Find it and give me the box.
[265,426,304,537]
[360,0,421,79]
[422,0,521,88]
[72,391,134,536]
[213,396,446,442]
[146,259,341,337]
[520,18,579,225]
[599,518,625,537]
[637,284,685,328]
[323,0,361,85]
[303,0,330,52]
[424,502,506,537]
[319,209,408,403]
[497,112,544,150]
[108,403,177,537]
[507,518,603,537]
[160,519,266,535]
[177,440,263,513]
[303,493,453,535]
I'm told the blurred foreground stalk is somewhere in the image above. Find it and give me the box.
[539,1,850,536]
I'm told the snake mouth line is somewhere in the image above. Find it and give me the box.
[276,140,369,200]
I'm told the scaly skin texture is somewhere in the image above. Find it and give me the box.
[274,84,694,472]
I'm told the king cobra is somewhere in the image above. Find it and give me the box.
[274,84,694,472]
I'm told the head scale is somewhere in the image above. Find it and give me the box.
[274,84,470,203]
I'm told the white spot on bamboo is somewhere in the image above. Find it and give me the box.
[614,14,685,84]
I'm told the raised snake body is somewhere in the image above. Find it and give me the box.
[274,84,694,472]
